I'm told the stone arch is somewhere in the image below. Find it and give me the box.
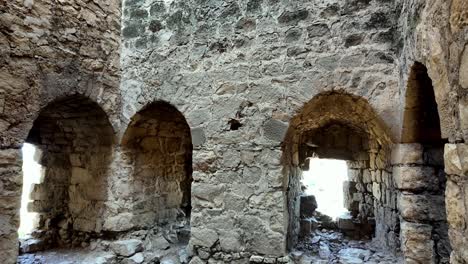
[396,62,451,263]
[402,62,443,144]
[282,92,396,251]
[119,101,193,230]
[20,94,114,250]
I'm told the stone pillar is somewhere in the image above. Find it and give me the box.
[393,143,449,264]
[0,148,22,264]
[444,144,468,264]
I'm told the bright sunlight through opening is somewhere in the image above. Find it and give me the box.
[302,158,349,220]
[19,143,43,238]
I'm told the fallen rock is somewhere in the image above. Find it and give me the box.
[319,242,331,259]
[110,239,143,257]
[20,238,46,254]
[338,248,371,262]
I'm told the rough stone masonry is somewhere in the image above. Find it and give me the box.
[0,0,467,264]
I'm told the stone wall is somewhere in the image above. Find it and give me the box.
[106,102,193,231]
[120,0,401,260]
[0,0,466,263]
[393,144,450,263]
[0,0,121,262]
[397,0,467,262]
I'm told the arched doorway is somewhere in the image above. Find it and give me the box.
[19,95,114,253]
[397,62,451,264]
[283,92,398,261]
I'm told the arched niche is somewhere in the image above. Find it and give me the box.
[121,101,193,229]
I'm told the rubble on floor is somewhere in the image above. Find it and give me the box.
[17,222,191,264]
[295,229,403,264]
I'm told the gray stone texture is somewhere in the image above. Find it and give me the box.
[0,0,466,263]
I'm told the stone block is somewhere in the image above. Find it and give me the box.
[337,215,355,230]
[391,144,423,165]
[249,255,264,263]
[0,149,20,165]
[300,195,317,218]
[343,181,357,209]
[362,170,372,183]
[372,182,381,201]
[103,213,135,232]
[398,194,446,222]
[110,239,143,257]
[190,227,218,248]
[459,97,468,142]
[401,221,435,264]
[347,169,361,181]
[191,127,206,146]
[444,144,468,176]
[73,217,97,232]
[393,166,438,191]
[445,180,466,230]
[459,44,468,89]
[263,119,288,142]
[20,238,46,253]
[219,230,241,252]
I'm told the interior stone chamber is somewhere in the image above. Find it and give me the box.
[0,0,467,263]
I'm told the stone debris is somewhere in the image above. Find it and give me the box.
[1,0,466,263]
[110,239,143,257]
[296,229,403,264]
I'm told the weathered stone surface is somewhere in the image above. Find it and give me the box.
[111,239,143,257]
[103,213,135,232]
[398,194,446,222]
[0,0,466,262]
[190,228,218,248]
[460,45,468,89]
[445,180,467,231]
[263,119,288,142]
[401,221,435,264]
[393,166,438,191]
[444,144,468,176]
[391,144,424,165]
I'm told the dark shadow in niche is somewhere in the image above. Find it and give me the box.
[19,95,114,253]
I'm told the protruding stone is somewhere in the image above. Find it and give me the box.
[444,144,468,176]
[249,255,264,263]
[398,194,446,222]
[263,119,288,142]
